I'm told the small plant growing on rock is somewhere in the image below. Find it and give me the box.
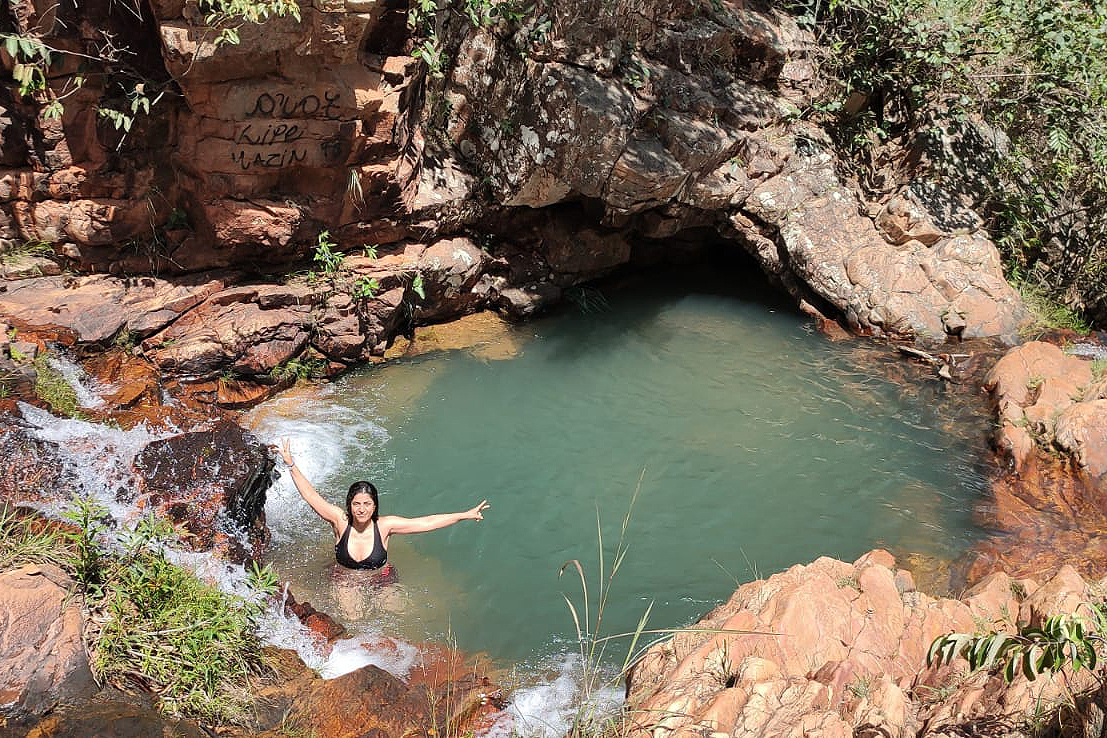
[270,357,325,383]
[928,611,1102,683]
[351,276,380,301]
[313,230,343,275]
[33,354,84,419]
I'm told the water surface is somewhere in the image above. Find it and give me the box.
[245,267,992,673]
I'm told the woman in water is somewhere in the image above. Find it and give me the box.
[279,439,489,573]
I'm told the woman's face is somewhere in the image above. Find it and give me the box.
[350,492,376,523]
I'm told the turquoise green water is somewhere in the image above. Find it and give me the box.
[247,268,992,670]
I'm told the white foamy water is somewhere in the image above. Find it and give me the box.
[47,354,111,409]
[18,401,174,519]
[240,383,391,544]
[15,402,417,682]
[484,655,624,738]
[1066,342,1107,360]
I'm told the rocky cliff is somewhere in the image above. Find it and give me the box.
[0,0,1029,397]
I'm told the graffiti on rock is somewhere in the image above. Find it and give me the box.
[230,90,347,171]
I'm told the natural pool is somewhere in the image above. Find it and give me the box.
[244,265,993,679]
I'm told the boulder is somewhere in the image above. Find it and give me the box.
[0,565,96,722]
[741,147,1028,343]
[130,419,274,560]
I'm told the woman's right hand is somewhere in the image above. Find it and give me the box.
[279,438,295,466]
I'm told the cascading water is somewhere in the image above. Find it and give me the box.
[11,397,422,686]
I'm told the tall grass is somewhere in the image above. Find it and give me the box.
[1016,279,1092,335]
[558,471,764,738]
[0,504,69,570]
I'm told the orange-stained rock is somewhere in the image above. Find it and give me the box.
[0,274,226,346]
[965,341,1107,584]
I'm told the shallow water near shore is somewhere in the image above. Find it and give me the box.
[244,264,994,688]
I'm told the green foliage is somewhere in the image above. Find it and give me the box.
[1016,278,1092,334]
[1091,358,1107,382]
[198,0,303,47]
[351,276,380,300]
[793,0,1107,321]
[312,230,343,275]
[0,505,67,571]
[2,239,54,265]
[412,38,445,78]
[66,498,279,724]
[411,273,426,300]
[1,32,51,98]
[269,356,325,382]
[928,611,1102,683]
[33,354,84,419]
[62,497,111,598]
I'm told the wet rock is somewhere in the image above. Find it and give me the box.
[959,341,1107,583]
[131,419,274,560]
[15,691,206,738]
[247,647,499,738]
[280,588,346,644]
[0,420,75,508]
[0,565,96,722]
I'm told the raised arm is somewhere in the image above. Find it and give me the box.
[381,500,489,535]
[279,439,345,530]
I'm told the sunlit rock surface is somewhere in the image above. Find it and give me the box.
[959,340,1107,583]
[0,564,95,722]
[626,550,1101,738]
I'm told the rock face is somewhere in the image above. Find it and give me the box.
[0,565,96,722]
[0,0,1029,365]
[958,341,1107,583]
[626,550,1100,738]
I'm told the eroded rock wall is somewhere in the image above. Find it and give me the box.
[0,0,1028,351]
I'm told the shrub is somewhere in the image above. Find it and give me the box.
[792,0,1107,323]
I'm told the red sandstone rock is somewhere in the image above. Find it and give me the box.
[0,565,96,721]
[130,419,274,560]
[0,274,225,346]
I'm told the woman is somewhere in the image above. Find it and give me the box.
[278,439,489,572]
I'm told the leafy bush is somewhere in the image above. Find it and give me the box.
[793,0,1107,323]
[928,610,1103,683]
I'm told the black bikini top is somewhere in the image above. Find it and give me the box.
[335,520,388,570]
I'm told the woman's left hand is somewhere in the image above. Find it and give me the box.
[467,500,490,521]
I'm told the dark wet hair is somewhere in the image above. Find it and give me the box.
[345,481,379,522]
